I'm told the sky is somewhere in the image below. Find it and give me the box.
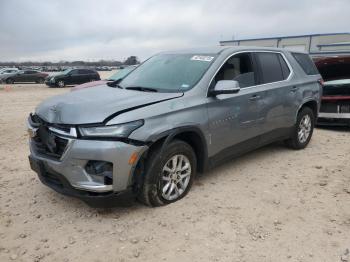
[0,0,349,62]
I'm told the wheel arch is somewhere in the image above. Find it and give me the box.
[296,99,318,122]
[135,126,208,181]
[6,77,14,83]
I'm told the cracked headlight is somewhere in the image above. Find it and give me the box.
[79,120,144,138]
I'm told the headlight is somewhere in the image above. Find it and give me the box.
[79,120,144,138]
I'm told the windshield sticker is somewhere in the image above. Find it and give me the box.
[191,55,214,62]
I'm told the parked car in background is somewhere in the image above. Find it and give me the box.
[45,68,100,87]
[318,79,350,126]
[28,47,321,207]
[71,65,136,91]
[0,68,19,75]
[314,55,350,126]
[95,66,112,71]
[0,70,48,84]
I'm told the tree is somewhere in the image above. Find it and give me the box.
[124,56,139,65]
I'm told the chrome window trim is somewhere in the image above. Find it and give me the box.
[207,50,294,95]
[48,126,77,138]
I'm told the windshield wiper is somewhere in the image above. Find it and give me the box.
[125,86,158,92]
[107,79,123,88]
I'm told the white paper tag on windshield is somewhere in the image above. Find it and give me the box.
[191,55,214,62]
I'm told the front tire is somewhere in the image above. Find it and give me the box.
[6,78,14,84]
[137,140,196,207]
[57,80,65,88]
[285,107,314,150]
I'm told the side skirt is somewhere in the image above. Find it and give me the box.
[207,127,292,170]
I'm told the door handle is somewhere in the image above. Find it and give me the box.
[249,94,261,101]
[291,86,299,92]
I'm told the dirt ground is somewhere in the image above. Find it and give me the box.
[0,71,349,262]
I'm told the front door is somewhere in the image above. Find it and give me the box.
[68,69,82,85]
[207,52,261,160]
[15,71,28,82]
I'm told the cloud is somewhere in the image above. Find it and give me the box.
[0,0,349,61]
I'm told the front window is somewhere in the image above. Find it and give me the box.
[213,53,256,88]
[119,53,217,92]
[62,68,73,74]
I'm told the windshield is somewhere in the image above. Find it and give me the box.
[119,53,216,92]
[107,67,135,81]
[62,68,72,74]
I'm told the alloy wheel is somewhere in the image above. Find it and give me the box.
[58,80,64,87]
[161,154,191,201]
[298,114,311,143]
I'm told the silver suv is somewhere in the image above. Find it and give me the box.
[27,46,322,207]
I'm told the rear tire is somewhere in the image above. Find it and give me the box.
[285,107,314,150]
[137,140,196,207]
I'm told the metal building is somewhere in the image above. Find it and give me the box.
[220,33,350,57]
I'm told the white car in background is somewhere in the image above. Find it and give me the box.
[0,68,19,75]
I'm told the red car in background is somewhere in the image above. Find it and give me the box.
[314,56,350,126]
[71,65,136,91]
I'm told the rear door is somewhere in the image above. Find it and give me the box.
[253,52,295,142]
[27,70,38,82]
[81,69,92,83]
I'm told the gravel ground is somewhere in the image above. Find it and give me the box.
[0,74,349,262]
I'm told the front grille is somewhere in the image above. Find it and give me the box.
[340,104,350,113]
[30,114,71,133]
[320,102,337,113]
[32,130,69,160]
[320,101,350,113]
[30,114,69,160]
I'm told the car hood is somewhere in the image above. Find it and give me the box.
[35,85,183,125]
[71,80,108,91]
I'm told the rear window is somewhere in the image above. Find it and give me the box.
[292,53,319,75]
[256,52,289,84]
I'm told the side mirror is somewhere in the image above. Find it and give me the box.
[209,80,240,96]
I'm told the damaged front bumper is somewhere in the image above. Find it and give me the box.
[27,117,148,207]
[28,155,136,207]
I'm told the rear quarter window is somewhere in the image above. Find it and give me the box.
[292,53,319,75]
[256,52,289,84]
